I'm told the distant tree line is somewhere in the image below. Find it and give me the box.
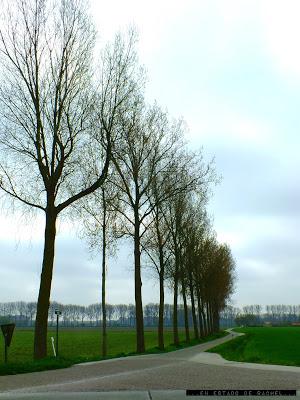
[0,0,235,359]
[4,302,299,329]
[0,301,217,329]
[220,305,300,327]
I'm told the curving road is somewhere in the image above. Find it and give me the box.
[0,331,299,398]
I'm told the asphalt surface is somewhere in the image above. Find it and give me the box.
[0,331,299,399]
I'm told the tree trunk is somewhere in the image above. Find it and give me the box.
[212,305,216,333]
[212,305,219,332]
[207,302,212,334]
[211,305,215,333]
[34,206,57,360]
[188,274,199,340]
[173,271,179,346]
[134,208,145,353]
[210,303,214,334]
[157,215,165,350]
[101,189,107,357]
[158,268,165,350]
[182,280,190,343]
[196,289,205,337]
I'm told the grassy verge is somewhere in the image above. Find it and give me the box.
[207,327,300,367]
[0,357,74,376]
[0,328,227,375]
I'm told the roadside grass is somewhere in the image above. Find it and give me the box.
[0,328,227,375]
[207,327,300,367]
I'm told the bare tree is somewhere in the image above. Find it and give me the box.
[191,234,235,335]
[209,243,236,331]
[111,102,202,352]
[75,177,120,357]
[183,202,211,340]
[0,0,139,359]
[164,192,187,345]
[141,132,214,348]
[26,302,37,327]
[142,194,171,349]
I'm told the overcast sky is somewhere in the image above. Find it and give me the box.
[1,0,300,309]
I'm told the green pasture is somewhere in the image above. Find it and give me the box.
[0,327,226,375]
[207,327,300,367]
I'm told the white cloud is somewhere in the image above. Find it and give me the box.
[90,0,186,62]
[259,0,300,83]
[0,211,78,243]
[0,213,44,242]
[186,100,274,150]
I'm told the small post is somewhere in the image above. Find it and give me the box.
[51,337,56,357]
[56,313,59,356]
[54,309,62,358]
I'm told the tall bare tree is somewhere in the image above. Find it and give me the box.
[183,202,211,340]
[111,102,193,353]
[141,138,215,348]
[0,0,139,359]
[75,177,120,357]
[142,153,193,349]
[165,193,186,345]
[141,182,171,350]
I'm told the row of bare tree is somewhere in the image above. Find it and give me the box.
[0,301,203,328]
[220,305,300,327]
[0,0,235,359]
[3,302,300,329]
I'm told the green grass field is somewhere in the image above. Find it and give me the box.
[0,327,226,375]
[207,327,300,366]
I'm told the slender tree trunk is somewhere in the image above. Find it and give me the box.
[173,270,179,346]
[210,303,214,333]
[188,275,199,340]
[101,189,107,357]
[182,280,190,343]
[212,305,216,332]
[201,309,207,336]
[158,268,165,350]
[204,303,208,334]
[213,305,219,332]
[216,310,220,331]
[211,305,216,333]
[213,309,218,332]
[156,214,165,350]
[34,205,57,360]
[203,305,209,336]
[134,208,145,353]
[196,289,205,337]
[207,302,212,334]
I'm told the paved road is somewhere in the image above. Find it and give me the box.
[0,331,299,399]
